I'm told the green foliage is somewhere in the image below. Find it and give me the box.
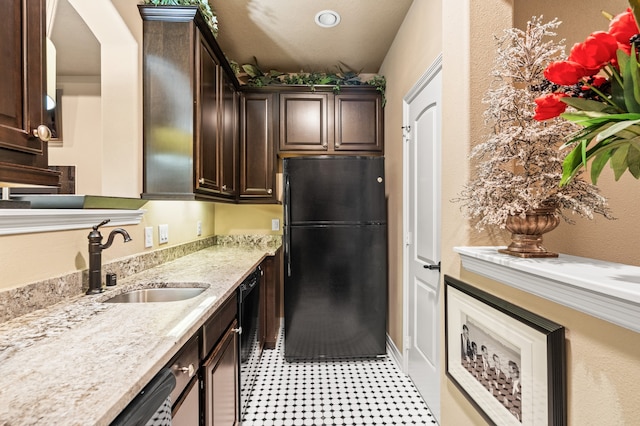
[238,59,387,106]
[143,0,218,37]
[560,45,640,185]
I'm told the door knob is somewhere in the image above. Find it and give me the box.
[423,262,441,271]
[177,364,196,377]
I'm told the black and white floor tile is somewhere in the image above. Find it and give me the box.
[242,329,438,425]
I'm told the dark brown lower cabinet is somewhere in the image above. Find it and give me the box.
[168,334,200,426]
[261,248,283,349]
[202,321,240,426]
[172,378,200,425]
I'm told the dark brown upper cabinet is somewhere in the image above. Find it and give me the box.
[0,0,59,187]
[239,92,277,203]
[279,92,331,152]
[278,86,384,155]
[139,5,238,201]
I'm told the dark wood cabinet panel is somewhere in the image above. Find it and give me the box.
[239,92,276,203]
[335,93,383,152]
[139,5,239,201]
[0,0,59,187]
[261,247,283,349]
[203,321,240,426]
[220,70,238,197]
[195,36,221,194]
[275,87,384,156]
[279,93,331,151]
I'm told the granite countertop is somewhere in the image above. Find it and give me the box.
[0,244,276,425]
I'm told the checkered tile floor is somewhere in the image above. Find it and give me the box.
[242,329,438,425]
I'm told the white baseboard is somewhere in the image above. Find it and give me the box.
[386,334,404,370]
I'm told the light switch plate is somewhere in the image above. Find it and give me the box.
[144,226,153,248]
[197,220,202,236]
[158,224,169,244]
[271,218,280,231]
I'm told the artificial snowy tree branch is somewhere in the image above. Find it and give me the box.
[454,17,613,230]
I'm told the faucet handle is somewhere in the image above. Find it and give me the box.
[93,219,111,230]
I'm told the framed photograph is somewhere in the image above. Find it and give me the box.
[444,275,566,426]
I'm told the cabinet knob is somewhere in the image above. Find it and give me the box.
[177,363,196,378]
[32,125,52,142]
[222,185,227,191]
[232,327,242,334]
[267,189,272,194]
[322,142,328,148]
[335,142,341,148]
[198,178,205,184]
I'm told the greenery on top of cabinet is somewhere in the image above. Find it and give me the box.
[236,58,387,106]
[142,0,218,37]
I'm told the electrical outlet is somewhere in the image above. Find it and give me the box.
[144,226,153,248]
[271,218,280,231]
[158,224,169,244]
[197,220,202,236]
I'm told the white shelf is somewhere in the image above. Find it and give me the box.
[454,246,640,334]
[0,209,145,235]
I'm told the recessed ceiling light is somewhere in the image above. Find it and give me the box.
[315,10,341,28]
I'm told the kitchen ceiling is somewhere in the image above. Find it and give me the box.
[213,0,414,74]
[51,0,414,77]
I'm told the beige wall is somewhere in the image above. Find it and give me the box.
[214,204,283,235]
[513,0,640,266]
[378,0,443,351]
[422,0,640,424]
[0,201,217,291]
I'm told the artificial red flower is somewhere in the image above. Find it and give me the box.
[591,75,608,87]
[608,8,639,54]
[581,75,608,91]
[568,31,618,74]
[533,93,569,121]
[544,60,588,85]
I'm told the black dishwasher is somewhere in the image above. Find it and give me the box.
[111,368,175,426]
[238,267,262,417]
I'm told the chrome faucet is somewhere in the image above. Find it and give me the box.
[87,219,132,295]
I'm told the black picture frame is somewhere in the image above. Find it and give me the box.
[444,275,566,425]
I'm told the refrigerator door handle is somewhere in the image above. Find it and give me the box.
[285,176,292,277]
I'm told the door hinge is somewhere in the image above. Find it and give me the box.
[405,336,412,350]
[405,232,412,246]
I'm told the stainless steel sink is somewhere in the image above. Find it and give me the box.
[104,287,206,303]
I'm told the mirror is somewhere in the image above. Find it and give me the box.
[46,0,142,198]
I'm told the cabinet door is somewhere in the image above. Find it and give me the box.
[279,92,331,151]
[0,0,58,186]
[172,378,200,426]
[203,321,240,426]
[334,92,383,152]
[195,35,220,194]
[220,71,238,197]
[239,92,276,202]
[261,247,282,349]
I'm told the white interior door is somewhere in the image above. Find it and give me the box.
[403,56,442,422]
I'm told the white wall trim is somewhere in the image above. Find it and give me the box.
[386,333,404,371]
[455,246,640,334]
[404,53,443,103]
[0,209,145,235]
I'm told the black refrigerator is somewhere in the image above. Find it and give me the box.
[283,156,387,360]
